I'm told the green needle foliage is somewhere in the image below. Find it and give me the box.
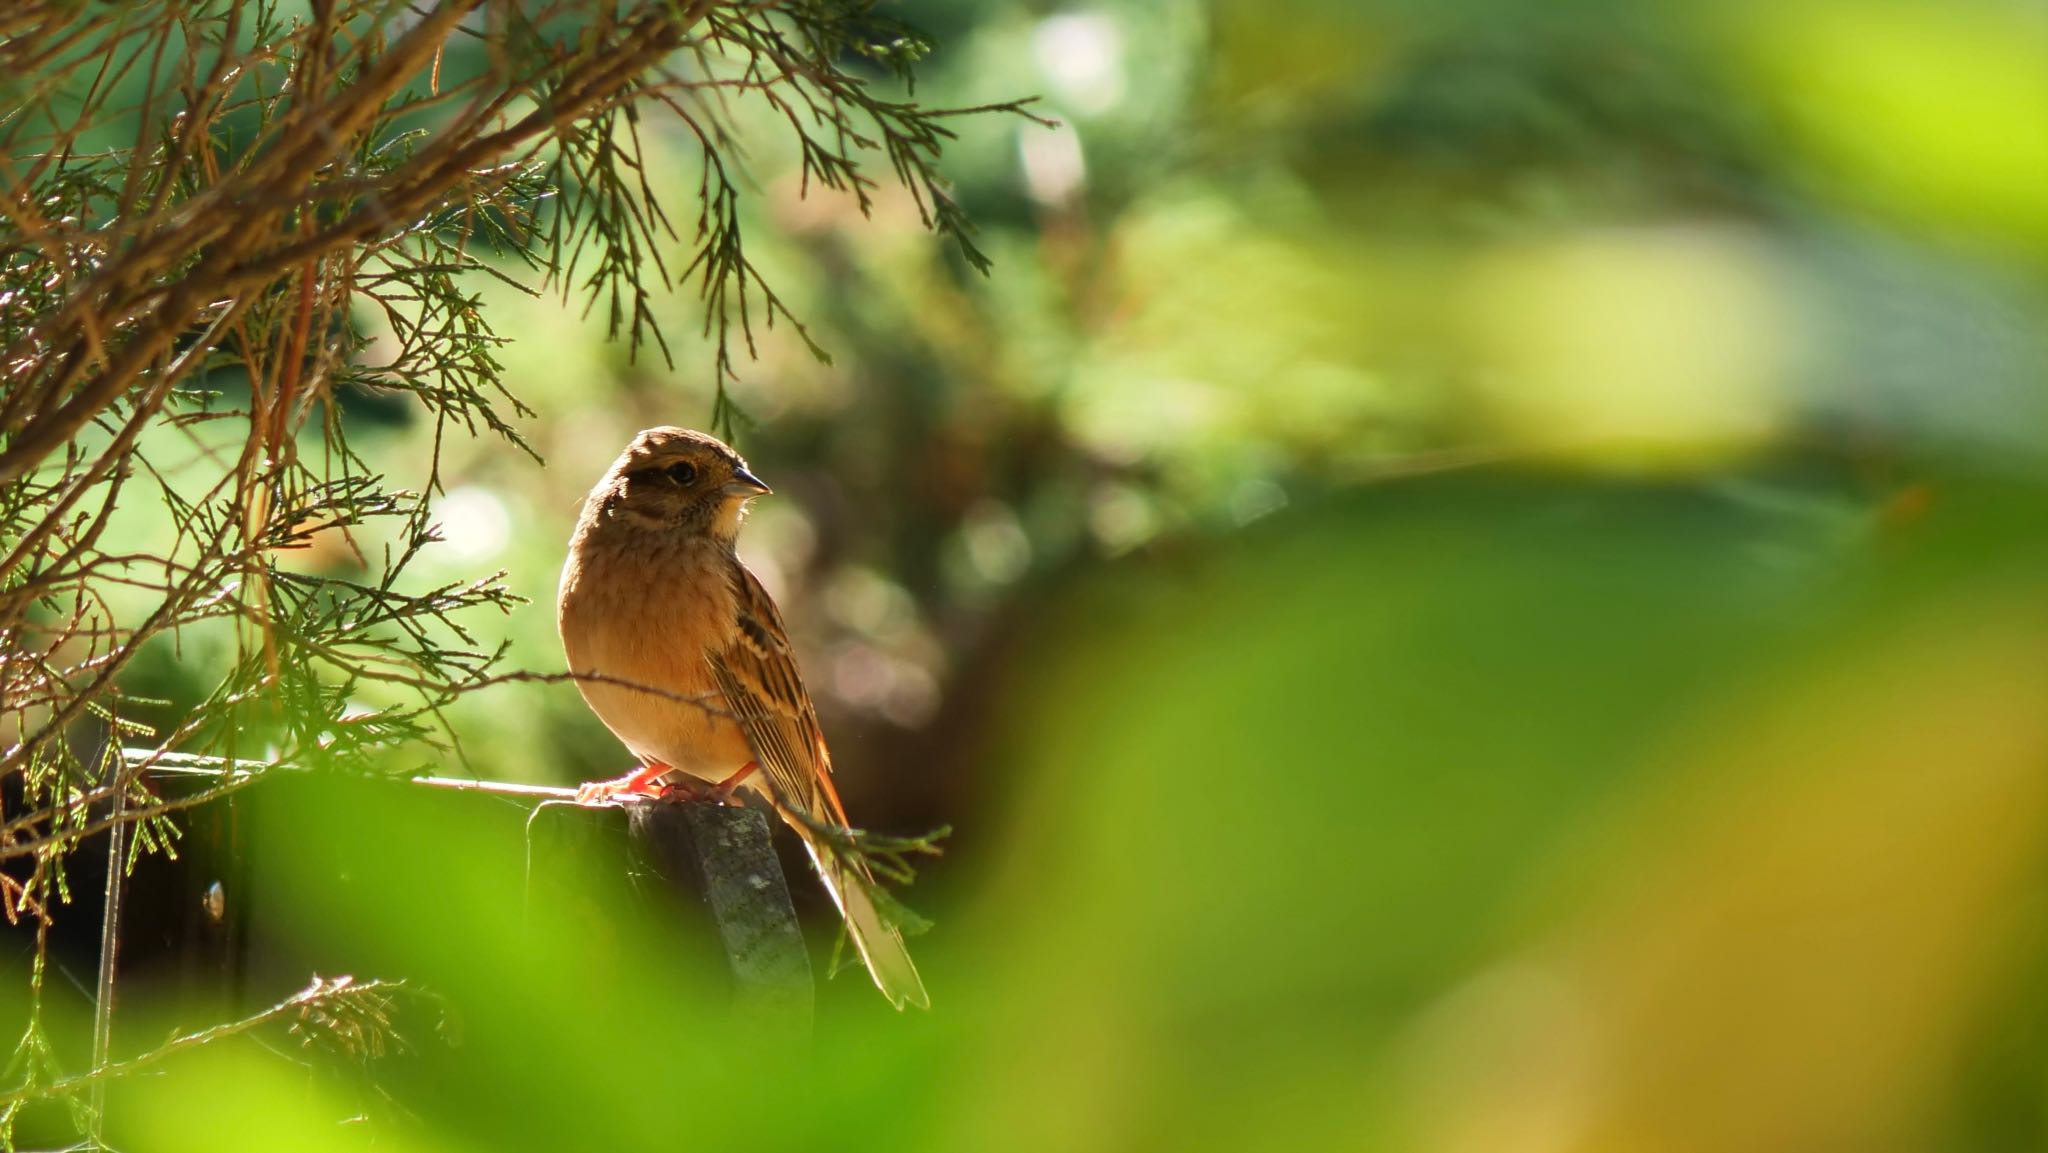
[0,1,1023,1140]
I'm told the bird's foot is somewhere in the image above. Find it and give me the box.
[649,762,759,808]
[575,761,673,806]
[575,761,759,808]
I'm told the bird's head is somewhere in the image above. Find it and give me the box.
[597,426,772,541]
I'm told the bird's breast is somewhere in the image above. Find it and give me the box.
[557,527,751,778]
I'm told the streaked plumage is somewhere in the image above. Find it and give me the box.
[557,426,927,1010]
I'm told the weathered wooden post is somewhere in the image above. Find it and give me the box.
[627,800,813,1038]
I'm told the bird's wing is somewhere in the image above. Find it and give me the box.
[706,557,929,1010]
[705,560,851,829]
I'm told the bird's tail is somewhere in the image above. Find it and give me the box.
[793,825,929,1010]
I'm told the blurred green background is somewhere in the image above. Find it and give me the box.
[47,0,2048,1148]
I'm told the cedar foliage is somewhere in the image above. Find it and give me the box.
[0,2,1023,1139]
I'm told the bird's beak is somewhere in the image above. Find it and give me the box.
[726,466,772,497]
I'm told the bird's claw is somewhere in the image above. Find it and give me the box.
[572,761,756,808]
[655,775,750,808]
[574,763,673,807]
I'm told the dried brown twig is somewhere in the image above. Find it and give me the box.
[0,1,1024,1139]
[0,975,414,1111]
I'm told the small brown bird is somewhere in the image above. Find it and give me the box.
[557,427,928,1009]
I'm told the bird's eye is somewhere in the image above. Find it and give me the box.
[665,462,698,486]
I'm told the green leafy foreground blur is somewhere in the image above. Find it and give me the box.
[10,0,2048,1150]
[99,479,2048,1152]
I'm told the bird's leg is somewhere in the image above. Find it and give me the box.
[575,760,673,806]
[707,761,759,806]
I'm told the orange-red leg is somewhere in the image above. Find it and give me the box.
[700,761,759,807]
[575,760,672,806]
[714,761,759,793]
